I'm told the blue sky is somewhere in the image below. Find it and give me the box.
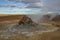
[0,0,60,14]
[0,0,41,14]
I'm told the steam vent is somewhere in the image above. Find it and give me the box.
[0,15,59,39]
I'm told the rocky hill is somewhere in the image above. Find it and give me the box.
[0,15,59,40]
[18,15,36,25]
[39,13,60,26]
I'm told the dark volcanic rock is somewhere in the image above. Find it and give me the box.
[51,15,60,22]
[18,15,37,26]
[39,13,60,26]
[40,13,60,21]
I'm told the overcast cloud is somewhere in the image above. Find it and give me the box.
[5,0,41,8]
[6,0,40,3]
[0,0,60,14]
[41,0,60,11]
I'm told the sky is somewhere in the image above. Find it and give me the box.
[0,0,60,14]
[0,0,41,14]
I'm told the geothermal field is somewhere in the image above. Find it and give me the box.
[0,14,60,40]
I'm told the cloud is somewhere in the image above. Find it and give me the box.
[9,4,17,7]
[5,0,40,3]
[5,0,15,2]
[4,0,41,8]
[40,0,60,11]
[26,3,43,8]
[21,0,40,3]
[0,4,17,8]
[0,4,7,7]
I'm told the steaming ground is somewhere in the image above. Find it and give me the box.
[0,23,59,39]
[0,14,60,39]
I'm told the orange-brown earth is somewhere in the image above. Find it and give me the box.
[0,14,60,40]
[0,15,24,23]
[0,15,25,29]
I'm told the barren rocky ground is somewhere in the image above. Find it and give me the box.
[0,14,60,40]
